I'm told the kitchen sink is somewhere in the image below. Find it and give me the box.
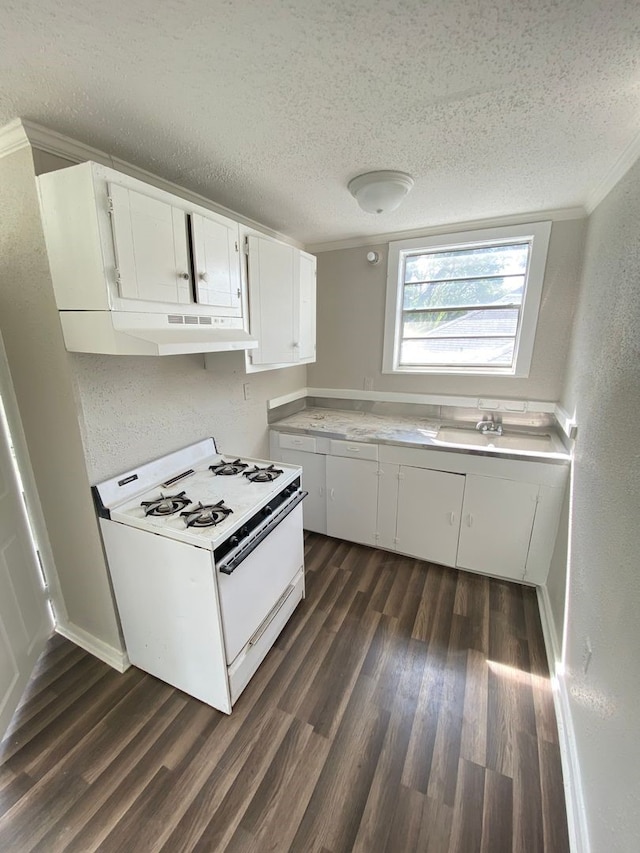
[434,427,561,454]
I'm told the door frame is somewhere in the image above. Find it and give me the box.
[0,333,65,626]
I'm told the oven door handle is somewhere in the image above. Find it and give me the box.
[218,490,308,575]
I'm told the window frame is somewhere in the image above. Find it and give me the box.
[382,221,552,377]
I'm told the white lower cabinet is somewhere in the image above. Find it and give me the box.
[271,430,567,584]
[457,475,539,579]
[326,455,379,546]
[279,448,326,534]
[395,466,465,568]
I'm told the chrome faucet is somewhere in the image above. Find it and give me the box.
[476,415,503,436]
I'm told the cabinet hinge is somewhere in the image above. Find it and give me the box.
[243,239,250,256]
[106,195,114,215]
[235,241,239,252]
[374,532,380,541]
[114,268,122,289]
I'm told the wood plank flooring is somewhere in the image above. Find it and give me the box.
[0,534,570,852]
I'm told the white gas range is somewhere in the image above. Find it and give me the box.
[93,438,307,713]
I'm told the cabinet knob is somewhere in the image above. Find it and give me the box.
[179,272,190,280]
[199,272,209,282]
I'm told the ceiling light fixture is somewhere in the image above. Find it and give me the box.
[348,170,414,214]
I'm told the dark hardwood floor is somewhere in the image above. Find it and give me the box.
[0,533,570,852]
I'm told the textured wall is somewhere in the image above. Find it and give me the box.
[308,218,585,401]
[557,159,640,851]
[0,148,123,649]
[546,484,570,646]
[72,352,306,483]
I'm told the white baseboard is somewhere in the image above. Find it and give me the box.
[537,586,590,853]
[55,620,130,673]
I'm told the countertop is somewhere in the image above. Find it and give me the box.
[270,407,571,463]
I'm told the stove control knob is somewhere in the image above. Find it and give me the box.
[240,526,249,538]
[263,506,273,516]
[228,535,239,547]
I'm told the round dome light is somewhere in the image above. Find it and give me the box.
[348,170,414,214]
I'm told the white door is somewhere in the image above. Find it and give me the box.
[191,212,241,314]
[247,234,296,365]
[457,474,539,579]
[0,340,52,739]
[108,183,191,304]
[296,251,316,361]
[376,461,400,550]
[280,449,326,534]
[326,456,379,547]
[395,466,465,567]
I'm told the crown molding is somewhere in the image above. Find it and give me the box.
[585,128,640,214]
[305,206,587,253]
[0,118,302,248]
[0,117,31,158]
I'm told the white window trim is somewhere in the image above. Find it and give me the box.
[382,221,552,377]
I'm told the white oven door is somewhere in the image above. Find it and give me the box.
[217,504,304,664]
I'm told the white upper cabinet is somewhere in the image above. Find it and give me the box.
[296,250,317,361]
[247,234,297,365]
[108,183,191,305]
[191,212,241,315]
[244,230,317,370]
[38,161,257,356]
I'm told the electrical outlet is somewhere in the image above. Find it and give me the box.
[363,377,374,391]
[582,637,593,674]
[243,382,251,401]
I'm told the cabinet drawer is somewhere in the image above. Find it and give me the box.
[278,433,317,452]
[329,439,378,461]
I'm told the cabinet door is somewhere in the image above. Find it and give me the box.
[191,213,241,315]
[247,235,296,365]
[457,475,539,580]
[395,466,464,567]
[280,449,326,534]
[295,251,316,361]
[376,462,400,550]
[326,456,378,547]
[108,183,190,304]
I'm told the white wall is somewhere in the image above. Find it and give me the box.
[554,159,640,852]
[308,218,586,401]
[71,351,305,483]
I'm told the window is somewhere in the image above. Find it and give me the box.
[382,221,551,376]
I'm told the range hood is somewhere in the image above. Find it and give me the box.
[59,311,259,356]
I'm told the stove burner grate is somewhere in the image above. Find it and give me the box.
[141,491,191,517]
[209,458,249,476]
[180,500,233,528]
[243,464,284,483]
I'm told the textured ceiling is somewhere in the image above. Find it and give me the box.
[1,0,639,246]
